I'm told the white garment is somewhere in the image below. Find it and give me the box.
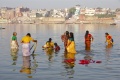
[22,43,30,56]
[11,41,18,49]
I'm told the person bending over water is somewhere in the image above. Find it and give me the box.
[21,33,37,57]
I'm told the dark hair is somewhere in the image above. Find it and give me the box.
[105,32,109,35]
[66,31,69,38]
[13,32,17,36]
[85,30,89,38]
[70,32,74,40]
[26,33,31,37]
[49,38,52,42]
[54,43,58,46]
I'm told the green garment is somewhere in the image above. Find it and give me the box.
[69,38,74,41]
[12,36,17,40]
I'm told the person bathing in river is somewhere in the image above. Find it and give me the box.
[54,43,60,52]
[61,31,69,52]
[105,32,113,45]
[42,38,54,49]
[21,33,37,57]
[11,32,19,52]
[84,30,94,51]
[105,32,113,48]
[66,32,76,54]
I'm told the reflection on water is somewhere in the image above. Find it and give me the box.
[105,44,113,65]
[1,24,120,80]
[61,52,76,78]
[10,48,18,65]
[20,56,31,74]
[44,48,54,62]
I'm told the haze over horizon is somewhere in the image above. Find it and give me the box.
[0,0,120,9]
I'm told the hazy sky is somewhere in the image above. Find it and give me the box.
[0,0,120,9]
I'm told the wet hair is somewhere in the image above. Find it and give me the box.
[66,31,69,38]
[105,32,109,35]
[13,32,17,36]
[70,32,74,40]
[54,43,58,46]
[26,33,31,37]
[85,30,89,38]
[49,38,52,42]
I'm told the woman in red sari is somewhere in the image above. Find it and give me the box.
[85,30,94,51]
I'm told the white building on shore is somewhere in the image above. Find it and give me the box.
[85,8,95,16]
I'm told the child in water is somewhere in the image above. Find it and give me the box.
[54,43,60,52]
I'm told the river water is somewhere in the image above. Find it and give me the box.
[0,24,120,80]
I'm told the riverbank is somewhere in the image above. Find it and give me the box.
[0,17,116,24]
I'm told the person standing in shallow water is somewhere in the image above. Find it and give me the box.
[11,32,19,50]
[21,33,37,57]
[66,32,76,54]
[84,30,94,51]
[61,31,69,52]
[105,32,113,48]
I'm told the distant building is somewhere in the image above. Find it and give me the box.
[29,12,37,18]
[116,11,120,19]
[5,9,15,19]
[74,5,80,19]
[15,7,30,17]
[85,8,95,16]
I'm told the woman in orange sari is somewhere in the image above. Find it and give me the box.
[105,33,113,48]
[85,30,94,51]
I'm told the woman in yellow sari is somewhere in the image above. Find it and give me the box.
[66,32,76,60]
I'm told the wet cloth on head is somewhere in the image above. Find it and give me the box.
[22,43,30,56]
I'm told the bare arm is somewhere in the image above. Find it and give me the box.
[91,35,94,41]
[32,40,37,43]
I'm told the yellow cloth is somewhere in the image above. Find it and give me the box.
[67,40,76,54]
[21,36,33,43]
[46,42,54,48]
[66,53,75,59]
[106,35,113,45]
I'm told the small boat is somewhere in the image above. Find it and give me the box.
[110,23,116,25]
[0,28,5,29]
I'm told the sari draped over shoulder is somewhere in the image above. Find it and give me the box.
[67,38,76,54]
